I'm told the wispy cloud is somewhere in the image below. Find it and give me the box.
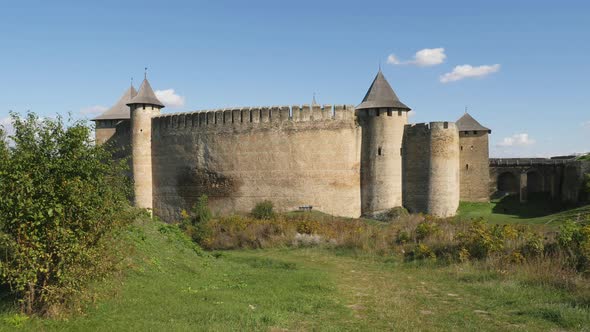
[440,64,500,83]
[80,105,108,116]
[155,89,185,108]
[582,121,590,129]
[497,133,535,147]
[387,48,446,67]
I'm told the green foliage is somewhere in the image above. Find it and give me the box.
[0,112,135,315]
[251,200,275,220]
[415,220,439,241]
[557,220,590,274]
[180,195,212,243]
[457,219,504,259]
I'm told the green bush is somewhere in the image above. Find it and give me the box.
[557,220,590,274]
[181,195,212,243]
[0,113,135,315]
[251,200,275,220]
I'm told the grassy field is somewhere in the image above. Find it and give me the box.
[2,218,589,331]
[456,195,590,226]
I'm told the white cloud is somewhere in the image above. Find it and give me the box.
[497,133,536,147]
[80,105,108,115]
[0,116,13,137]
[582,121,590,129]
[440,64,500,83]
[387,48,446,67]
[155,89,185,108]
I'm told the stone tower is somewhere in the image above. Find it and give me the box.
[357,70,411,216]
[427,122,460,217]
[126,78,164,212]
[456,113,491,202]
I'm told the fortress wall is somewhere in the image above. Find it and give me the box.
[459,131,490,202]
[151,104,361,222]
[427,122,460,217]
[402,123,430,213]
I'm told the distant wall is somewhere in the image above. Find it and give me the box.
[459,131,490,202]
[151,105,362,222]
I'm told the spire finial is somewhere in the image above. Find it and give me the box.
[465,105,468,114]
[378,60,382,72]
[144,67,148,80]
[131,77,134,88]
[312,92,317,105]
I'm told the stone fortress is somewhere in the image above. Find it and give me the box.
[93,70,586,222]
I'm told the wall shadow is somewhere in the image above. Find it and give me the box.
[491,193,565,218]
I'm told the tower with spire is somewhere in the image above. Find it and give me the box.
[456,112,491,202]
[92,84,137,146]
[357,69,411,216]
[126,75,165,212]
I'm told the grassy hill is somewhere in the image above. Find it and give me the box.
[2,217,589,331]
[457,195,590,226]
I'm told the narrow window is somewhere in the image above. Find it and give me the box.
[142,104,145,110]
[466,164,469,170]
[460,146,463,151]
[398,110,402,116]
[444,121,448,129]
[250,111,253,122]
[376,109,380,116]
[473,130,477,134]
[378,147,382,156]
[387,109,392,116]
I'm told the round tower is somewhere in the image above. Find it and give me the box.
[357,70,411,216]
[126,77,165,212]
[427,122,460,217]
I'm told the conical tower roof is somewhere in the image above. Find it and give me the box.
[92,85,137,120]
[356,70,410,110]
[127,78,165,108]
[456,113,491,133]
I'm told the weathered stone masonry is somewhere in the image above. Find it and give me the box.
[93,71,493,221]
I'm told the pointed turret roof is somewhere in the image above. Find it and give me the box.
[456,113,491,133]
[356,70,410,110]
[92,85,137,121]
[127,78,165,108]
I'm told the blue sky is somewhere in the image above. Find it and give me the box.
[1,0,588,157]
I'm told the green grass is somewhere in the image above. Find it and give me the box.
[457,195,590,226]
[2,217,590,331]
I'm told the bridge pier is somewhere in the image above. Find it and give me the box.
[519,172,528,202]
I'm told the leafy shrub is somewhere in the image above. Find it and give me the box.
[251,200,275,220]
[415,221,439,241]
[180,195,212,243]
[457,220,504,259]
[0,113,135,315]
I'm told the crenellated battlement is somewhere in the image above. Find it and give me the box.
[152,104,356,134]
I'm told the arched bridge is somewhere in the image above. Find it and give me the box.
[489,158,589,203]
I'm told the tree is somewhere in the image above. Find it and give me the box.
[0,112,134,315]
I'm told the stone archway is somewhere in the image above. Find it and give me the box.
[497,172,518,194]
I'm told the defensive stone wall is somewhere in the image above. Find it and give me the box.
[402,123,430,213]
[402,122,460,217]
[151,104,362,222]
[459,131,490,202]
